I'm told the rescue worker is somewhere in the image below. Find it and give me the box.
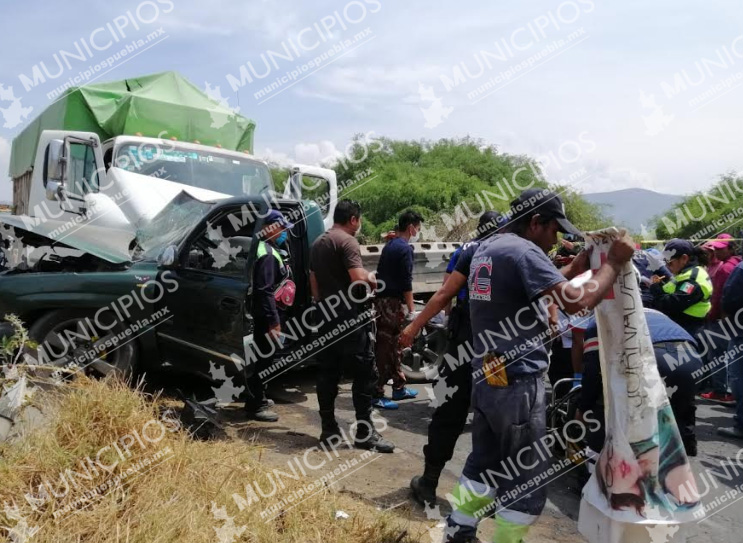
[244,210,293,422]
[650,239,712,338]
[373,210,423,409]
[400,211,504,506]
[443,189,634,543]
[310,200,394,453]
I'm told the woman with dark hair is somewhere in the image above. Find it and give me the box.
[650,239,712,337]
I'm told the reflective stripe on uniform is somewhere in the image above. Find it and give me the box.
[447,478,496,528]
[662,265,712,318]
[493,515,531,543]
[496,507,539,526]
[457,476,496,499]
[583,339,599,354]
[257,241,284,267]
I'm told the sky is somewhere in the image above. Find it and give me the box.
[1,0,743,203]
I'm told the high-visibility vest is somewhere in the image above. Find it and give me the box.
[257,241,284,267]
[662,265,712,319]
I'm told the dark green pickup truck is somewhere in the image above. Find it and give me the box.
[0,193,324,379]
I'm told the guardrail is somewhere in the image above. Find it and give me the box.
[360,241,462,296]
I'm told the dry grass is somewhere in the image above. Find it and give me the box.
[0,377,424,543]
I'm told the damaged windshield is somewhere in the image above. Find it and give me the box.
[115,143,272,196]
[135,192,214,260]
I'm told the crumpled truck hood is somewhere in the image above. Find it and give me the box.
[0,213,135,264]
[1,169,231,265]
[104,167,230,230]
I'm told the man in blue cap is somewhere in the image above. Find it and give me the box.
[244,209,293,422]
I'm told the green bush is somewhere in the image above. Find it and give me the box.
[653,172,743,241]
[271,136,609,244]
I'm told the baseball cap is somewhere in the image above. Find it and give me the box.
[475,210,506,239]
[264,209,294,229]
[509,188,582,236]
[707,233,733,249]
[663,238,694,259]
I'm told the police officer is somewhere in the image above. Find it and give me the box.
[650,239,712,338]
[400,211,503,507]
[244,210,293,422]
[443,189,634,543]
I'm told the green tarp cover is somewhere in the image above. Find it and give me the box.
[9,71,255,178]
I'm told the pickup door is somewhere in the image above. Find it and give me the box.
[154,204,264,380]
[283,165,338,231]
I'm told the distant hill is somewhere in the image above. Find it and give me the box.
[584,188,685,234]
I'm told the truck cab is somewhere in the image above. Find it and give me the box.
[13,131,337,245]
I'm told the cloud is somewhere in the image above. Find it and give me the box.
[164,0,301,41]
[257,140,342,168]
[301,65,444,106]
[0,137,11,203]
[581,159,658,194]
[294,141,342,165]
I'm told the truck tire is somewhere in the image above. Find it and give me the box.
[29,309,138,380]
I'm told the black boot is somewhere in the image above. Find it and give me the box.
[354,422,395,453]
[319,410,342,446]
[683,436,698,457]
[411,463,442,506]
[245,405,279,422]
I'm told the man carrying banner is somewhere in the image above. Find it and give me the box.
[443,189,634,543]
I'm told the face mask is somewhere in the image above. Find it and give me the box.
[276,232,288,245]
[409,227,420,243]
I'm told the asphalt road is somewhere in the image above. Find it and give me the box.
[160,367,743,542]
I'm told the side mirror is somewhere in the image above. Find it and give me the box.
[46,139,65,182]
[157,245,177,268]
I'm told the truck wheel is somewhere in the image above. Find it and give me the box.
[401,323,447,384]
[29,309,138,380]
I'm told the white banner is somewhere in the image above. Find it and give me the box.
[580,228,704,527]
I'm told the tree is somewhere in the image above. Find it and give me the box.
[653,172,743,242]
[268,136,611,244]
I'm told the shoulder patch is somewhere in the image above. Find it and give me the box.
[679,282,696,294]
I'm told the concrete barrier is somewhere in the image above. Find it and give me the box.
[361,242,462,295]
